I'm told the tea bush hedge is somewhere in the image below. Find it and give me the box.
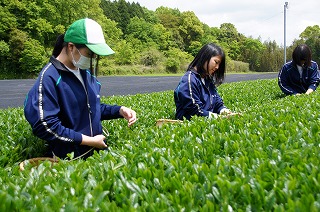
[0,79,319,211]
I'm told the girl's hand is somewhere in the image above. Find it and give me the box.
[305,88,314,95]
[220,108,231,115]
[81,134,107,149]
[120,106,137,127]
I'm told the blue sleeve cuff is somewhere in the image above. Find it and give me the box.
[73,132,83,145]
[101,105,123,120]
[202,111,210,117]
[309,84,317,91]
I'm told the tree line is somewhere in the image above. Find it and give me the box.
[0,0,319,79]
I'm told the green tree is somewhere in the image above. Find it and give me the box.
[179,11,204,52]
[25,18,54,45]
[155,7,183,49]
[155,7,181,29]
[188,41,203,56]
[164,48,193,73]
[141,7,160,24]
[100,0,121,22]
[113,40,137,65]
[0,5,17,39]
[239,37,265,71]
[125,17,155,47]
[299,25,320,41]
[151,23,175,51]
[299,25,320,64]
[115,0,131,33]
[218,23,239,42]
[100,17,123,50]
[201,24,220,48]
[8,29,29,78]
[140,48,164,66]
[217,23,242,60]
[260,40,283,72]
[125,17,175,51]
[129,2,144,19]
[1,0,297,78]
[101,0,146,35]
[0,41,10,75]
[1,0,119,78]
[20,38,47,76]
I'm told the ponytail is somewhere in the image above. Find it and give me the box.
[52,34,66,57]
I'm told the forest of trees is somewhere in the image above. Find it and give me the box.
[0,0,319,79]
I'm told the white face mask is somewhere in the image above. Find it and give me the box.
[71,48,91,70]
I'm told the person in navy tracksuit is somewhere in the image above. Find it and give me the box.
[24,18,137,159]
[174,43,237,120]
[278,44,320,95]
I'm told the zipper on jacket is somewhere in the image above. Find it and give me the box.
[59,61,95,138]
[72,71,94,137]
[294,65,307,93]
[300,67,307,93]
[83,84,93,137]
[87,101,93,136]
[201,77,213,106]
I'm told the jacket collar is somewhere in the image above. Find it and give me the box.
[49,56,69,72]
[189,68,212,82]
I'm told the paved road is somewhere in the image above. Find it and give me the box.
[0,73,277,109]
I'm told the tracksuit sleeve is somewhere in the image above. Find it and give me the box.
[100,104,122,120]
[214,93,228,113]
[278,66,296,95]
[177,74,210,118]
[308,63,320,91]
[24,76,83,144]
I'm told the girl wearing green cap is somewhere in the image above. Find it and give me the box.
[24,18,137,159]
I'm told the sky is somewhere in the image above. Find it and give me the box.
[126,0,320,46]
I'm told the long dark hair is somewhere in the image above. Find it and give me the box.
[51,34,100,76]
[292,44,312,67]
[52,34,66,57]
[188,43,226,85]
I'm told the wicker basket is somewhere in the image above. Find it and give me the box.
[156,119,182,127]
[19,157,59,171]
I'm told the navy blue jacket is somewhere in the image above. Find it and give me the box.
[174,70,227,120]
[278,60,319,95]
[24,56,122,159]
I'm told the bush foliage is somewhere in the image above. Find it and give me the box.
[0,79,319,211]
[3,0,319,79]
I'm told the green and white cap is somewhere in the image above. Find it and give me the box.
[64,18,115,56]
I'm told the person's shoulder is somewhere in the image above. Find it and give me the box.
[284,61,293,67]
[41,63,58,75]
[49,56,67,71]
[186,69,200,77]
[181,70,199,81]
[282,61,293,70]
[39,60,63,83]
[310,60,318,68]
[85,70,101,84]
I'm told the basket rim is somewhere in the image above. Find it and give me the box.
[19,157,59,171]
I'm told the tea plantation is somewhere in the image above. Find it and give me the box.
[0,78,319,211]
